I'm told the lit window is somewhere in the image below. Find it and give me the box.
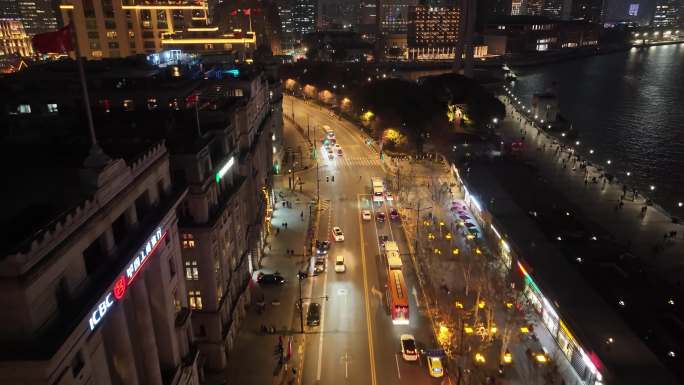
[106,30,117,39]
[123,99,135,111]
[188,290,203,309]
[47,103,58,113]
[147,98,157,110]
[185,260,199,280]
[18,104,31,114]
[182,233,196,248]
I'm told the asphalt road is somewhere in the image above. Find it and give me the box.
[285,96,448,385]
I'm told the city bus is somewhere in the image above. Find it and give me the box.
[386,250,403,270]
[388,269,409,325]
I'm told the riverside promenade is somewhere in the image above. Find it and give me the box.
[498,92,684,288]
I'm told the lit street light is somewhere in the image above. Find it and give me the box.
[650,185,656,191]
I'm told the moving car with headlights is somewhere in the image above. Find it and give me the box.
[376,211,386,223]
[332,227,345,241]
[257,272,286,285]
[390,207,400,221]
[362,210,372,221]
[307,302,321,326]
[400,334,419,361]
[334,255,346,273]
[314,258,326,275]
[316,240,331,255]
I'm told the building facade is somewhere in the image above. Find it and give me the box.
[651,0,681,27]
[0,0,58,35]
[0,58,280,377]
[483,16,599,53]
[60,0,212,59]
[0,18,33,56]
[407,5,460,60]
[0,138,200,385]
[570,0,605,23]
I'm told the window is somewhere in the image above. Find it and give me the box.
[18,104,31,114]
[147,98,158,110]
[144,41,156,49]
[123,99,135,111]
[188,290,203,309]
[87,31,99,39]
[71,351,85,378]
[185,260,199,280]
[173,289,181,312]
[47,103,58,113]
[169,257,176,277]
[182,233,196,248]
[106,30,117,38]
[108,42,119,49]
[99,99,111,112]
[104,19,116,29]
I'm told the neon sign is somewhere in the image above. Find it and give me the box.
[216,156,235,183]
[88,227,167,331]
[89,293,114,330]
[124,227,165,283]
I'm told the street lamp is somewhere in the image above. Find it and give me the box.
[575,141,581,146]
[492,117,498,124]
[589,149,595,154]
[650,185,656,191]
[606,160,612,165]
[626,171,631,176]
[678,202,683,208]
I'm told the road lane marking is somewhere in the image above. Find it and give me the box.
[357,194,378,385]
[394,353,402,380]
[412,286,420,307]
[316,269,329,381]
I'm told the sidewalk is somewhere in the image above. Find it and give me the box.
[208,112,319,385]
[498,94,684,289]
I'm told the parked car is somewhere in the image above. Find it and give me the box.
[427,356,444,378]
[307,302,321,326]
[257,272,285,285]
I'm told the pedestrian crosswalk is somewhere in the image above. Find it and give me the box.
[332,156,383,168]
[318,199,331,212]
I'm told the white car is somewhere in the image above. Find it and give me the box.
[400,334,419,361]
[362,210,372,221]
[332,227,345,242]
[334,255,346,273]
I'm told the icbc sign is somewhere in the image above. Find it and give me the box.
[87,227,167,331]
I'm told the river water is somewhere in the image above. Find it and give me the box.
[510,45,684,213]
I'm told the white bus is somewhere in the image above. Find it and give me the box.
[386,250,403,270]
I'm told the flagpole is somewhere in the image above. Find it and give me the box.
[65,18,108,166]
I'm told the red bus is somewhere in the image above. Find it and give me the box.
[388,269,409,325]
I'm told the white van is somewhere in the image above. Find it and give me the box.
[335,255,346,273]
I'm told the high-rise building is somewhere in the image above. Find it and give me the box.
[379,0,417,33]
[407,5,460,60]
[0,19,33,56]
[571,0,605,22]
[542,0,564,16]
[652,0,680,26]
[277,2,295,50]
[60,0,212,59]
[292,0,316,37]
[526,0,545,14]
[0,0,58,35]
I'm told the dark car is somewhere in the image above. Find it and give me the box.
[316,240,331,255]
[390,208,400,221]
[376,212,386,223]
[257,272,285,285]
[378,235,389,248]
[307,302,321,326]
